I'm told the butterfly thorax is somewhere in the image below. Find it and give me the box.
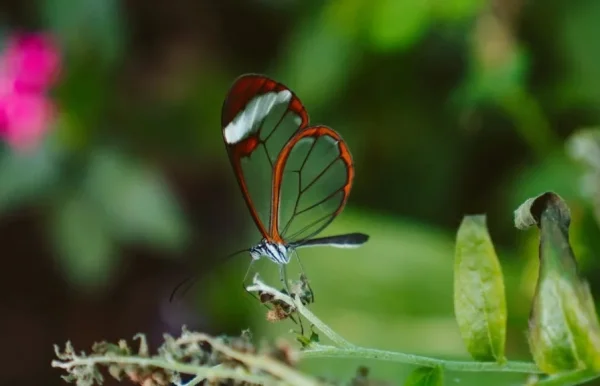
[250,239,290,265]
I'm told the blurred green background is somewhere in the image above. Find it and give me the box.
[2,0,600,385]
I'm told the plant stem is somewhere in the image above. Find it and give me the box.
[292,297,354,349]
[52,356,278,385]
[53,331,322,386]
[248,276,354,349]
[534,370,600,386]
[301,344,540,373]
[248,275,542,375]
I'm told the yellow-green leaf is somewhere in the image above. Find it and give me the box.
[403,366,443,386]
[454,214,506,362]
[515,192,600,373]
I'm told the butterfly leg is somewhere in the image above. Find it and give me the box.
[241,259,303,331]
[241,260,269,308]
[291,249,315,335]
[242,260,298,327]
[279,264,305,335]
[292,249,315,304]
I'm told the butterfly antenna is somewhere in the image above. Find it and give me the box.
[223,247,252,262]
[241,260,273,310]
[169,275,195,303]
[169,247,250,303]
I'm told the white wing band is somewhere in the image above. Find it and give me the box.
[224,90,292,144]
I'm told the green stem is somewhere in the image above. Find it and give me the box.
[249,277,542,375]
[534,370,600,386]
[301,344,540,373]
[293,282,539,374]
[248,278,354,349]
[294,300,354,349]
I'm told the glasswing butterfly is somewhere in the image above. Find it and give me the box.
[171,74,368,303]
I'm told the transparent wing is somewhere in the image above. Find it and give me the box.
[221,74,308,240]
[271,126,354,244]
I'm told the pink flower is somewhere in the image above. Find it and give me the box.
[0,93,55,150]
[2,34,60,93]
[0,32,60,151]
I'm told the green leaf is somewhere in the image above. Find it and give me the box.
[296,335,312,348]
[310,330,320,343]
[454,214,507,362]
[367,0,431,52]
[514,192,600,373]
[532,369,599,386]
[403,366,443,386]
[52,192,116,292]
[83,149,188,250]
[42,0,124,65]
[296,329,320,348]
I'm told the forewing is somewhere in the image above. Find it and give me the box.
[221,74,309,239]
[271,126,354,244]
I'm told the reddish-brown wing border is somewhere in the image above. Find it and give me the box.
[221,74,309,240]
[270,126,355,244]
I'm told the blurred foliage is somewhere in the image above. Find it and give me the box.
[42,0,124,65]
[3,0,600,384]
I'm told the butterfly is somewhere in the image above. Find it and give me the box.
[221,74,369,290]
[170,74,368,303]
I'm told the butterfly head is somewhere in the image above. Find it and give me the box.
[249,239,290,265]
[249,243,264,261]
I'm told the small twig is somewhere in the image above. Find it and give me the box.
[52,355,273,385]
[247,274,543,375]
[51,329,325,386]
[247,274,354,349]
[177,333,319,386]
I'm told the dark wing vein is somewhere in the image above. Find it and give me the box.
[280,138,319,235]
[300,154,340,194]
[278,133,351,243]
[286,210,339,241]
[295,186,345,216]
